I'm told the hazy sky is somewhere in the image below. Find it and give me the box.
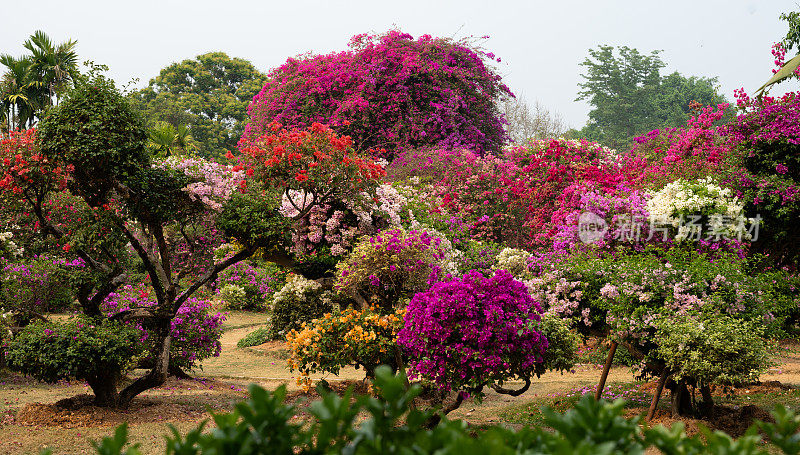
[1,0,796,128]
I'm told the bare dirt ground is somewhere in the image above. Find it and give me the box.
[1,313,797,454]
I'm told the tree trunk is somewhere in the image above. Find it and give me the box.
[424,391,466,428]
[698,384,714,418]
[169,364,193,380]
[669,379,693,417]
[647,368,670,421]
[595,341,617,400]
[86,373,120,407]
[118,327,172,408]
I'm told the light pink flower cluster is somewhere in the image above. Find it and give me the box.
[159,157,245,210]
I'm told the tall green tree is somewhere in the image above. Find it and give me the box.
[0,30,79,134]
[0,56,36,132]
[575,45,727,149]
[131,52,267,159]
[23,30,79,107]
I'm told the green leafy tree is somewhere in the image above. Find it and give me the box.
[147,122,195,157]
[575,45,727,149]
[23,30,79,107]
[131,52,267,159]
[0,55,36,132]
[0,31,78,134]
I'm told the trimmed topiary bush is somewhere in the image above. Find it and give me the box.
[398,269,551,398]
[6,317,143,405]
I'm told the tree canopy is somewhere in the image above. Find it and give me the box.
[131,52,267,159]
[575,45,728,149]
[242,31,513,158]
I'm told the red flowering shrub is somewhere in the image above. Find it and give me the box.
[242,31,512,158]
[0,129,70,199]
[237,122,385,206]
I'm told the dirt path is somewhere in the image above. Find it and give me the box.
[1,313,797,455]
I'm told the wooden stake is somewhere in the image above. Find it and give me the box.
[595,341,618,400]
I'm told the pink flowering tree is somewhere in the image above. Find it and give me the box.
[242,31,512,159]
[727,91,800,267]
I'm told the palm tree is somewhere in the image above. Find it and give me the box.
[0,55,37,131]
[148,122,195,157]
[23,30,79,108]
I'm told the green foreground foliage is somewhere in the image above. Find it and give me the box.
[78,367,800,455]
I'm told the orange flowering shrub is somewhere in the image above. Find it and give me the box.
[286,306,404,391]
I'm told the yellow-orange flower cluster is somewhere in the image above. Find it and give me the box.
[286,306,404,392]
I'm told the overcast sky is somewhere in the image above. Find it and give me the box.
[1,0,796,128]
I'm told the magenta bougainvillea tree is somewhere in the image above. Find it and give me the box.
[241,31,513,158]
[398,269,548,399]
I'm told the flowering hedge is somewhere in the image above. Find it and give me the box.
[243,31,512,158]
[286,306,404,391]
[398,269,548,396]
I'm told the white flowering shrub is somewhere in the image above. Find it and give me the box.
[220,284,247,309]
[494,247,531,278]
[0,231,23,258]
[646,178,754,242]
[268,275,330,340]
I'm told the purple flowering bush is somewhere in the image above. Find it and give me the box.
[217,260,286,310]
[101,285,225,371]
[398,269,549,397]
[334,228,448,309]
[0,256,84,315]
[242,31,512,158]
[727,92,800,266]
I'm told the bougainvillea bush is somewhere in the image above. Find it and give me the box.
[334,228,450,309]
[398,269,549,398]
[286,306,404,391]
[0,256,81,316]
[243,31,512,159]
[6,317,143,405]
[525,244,797,414]
[727,91,800,267]
[100,285,225,372]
